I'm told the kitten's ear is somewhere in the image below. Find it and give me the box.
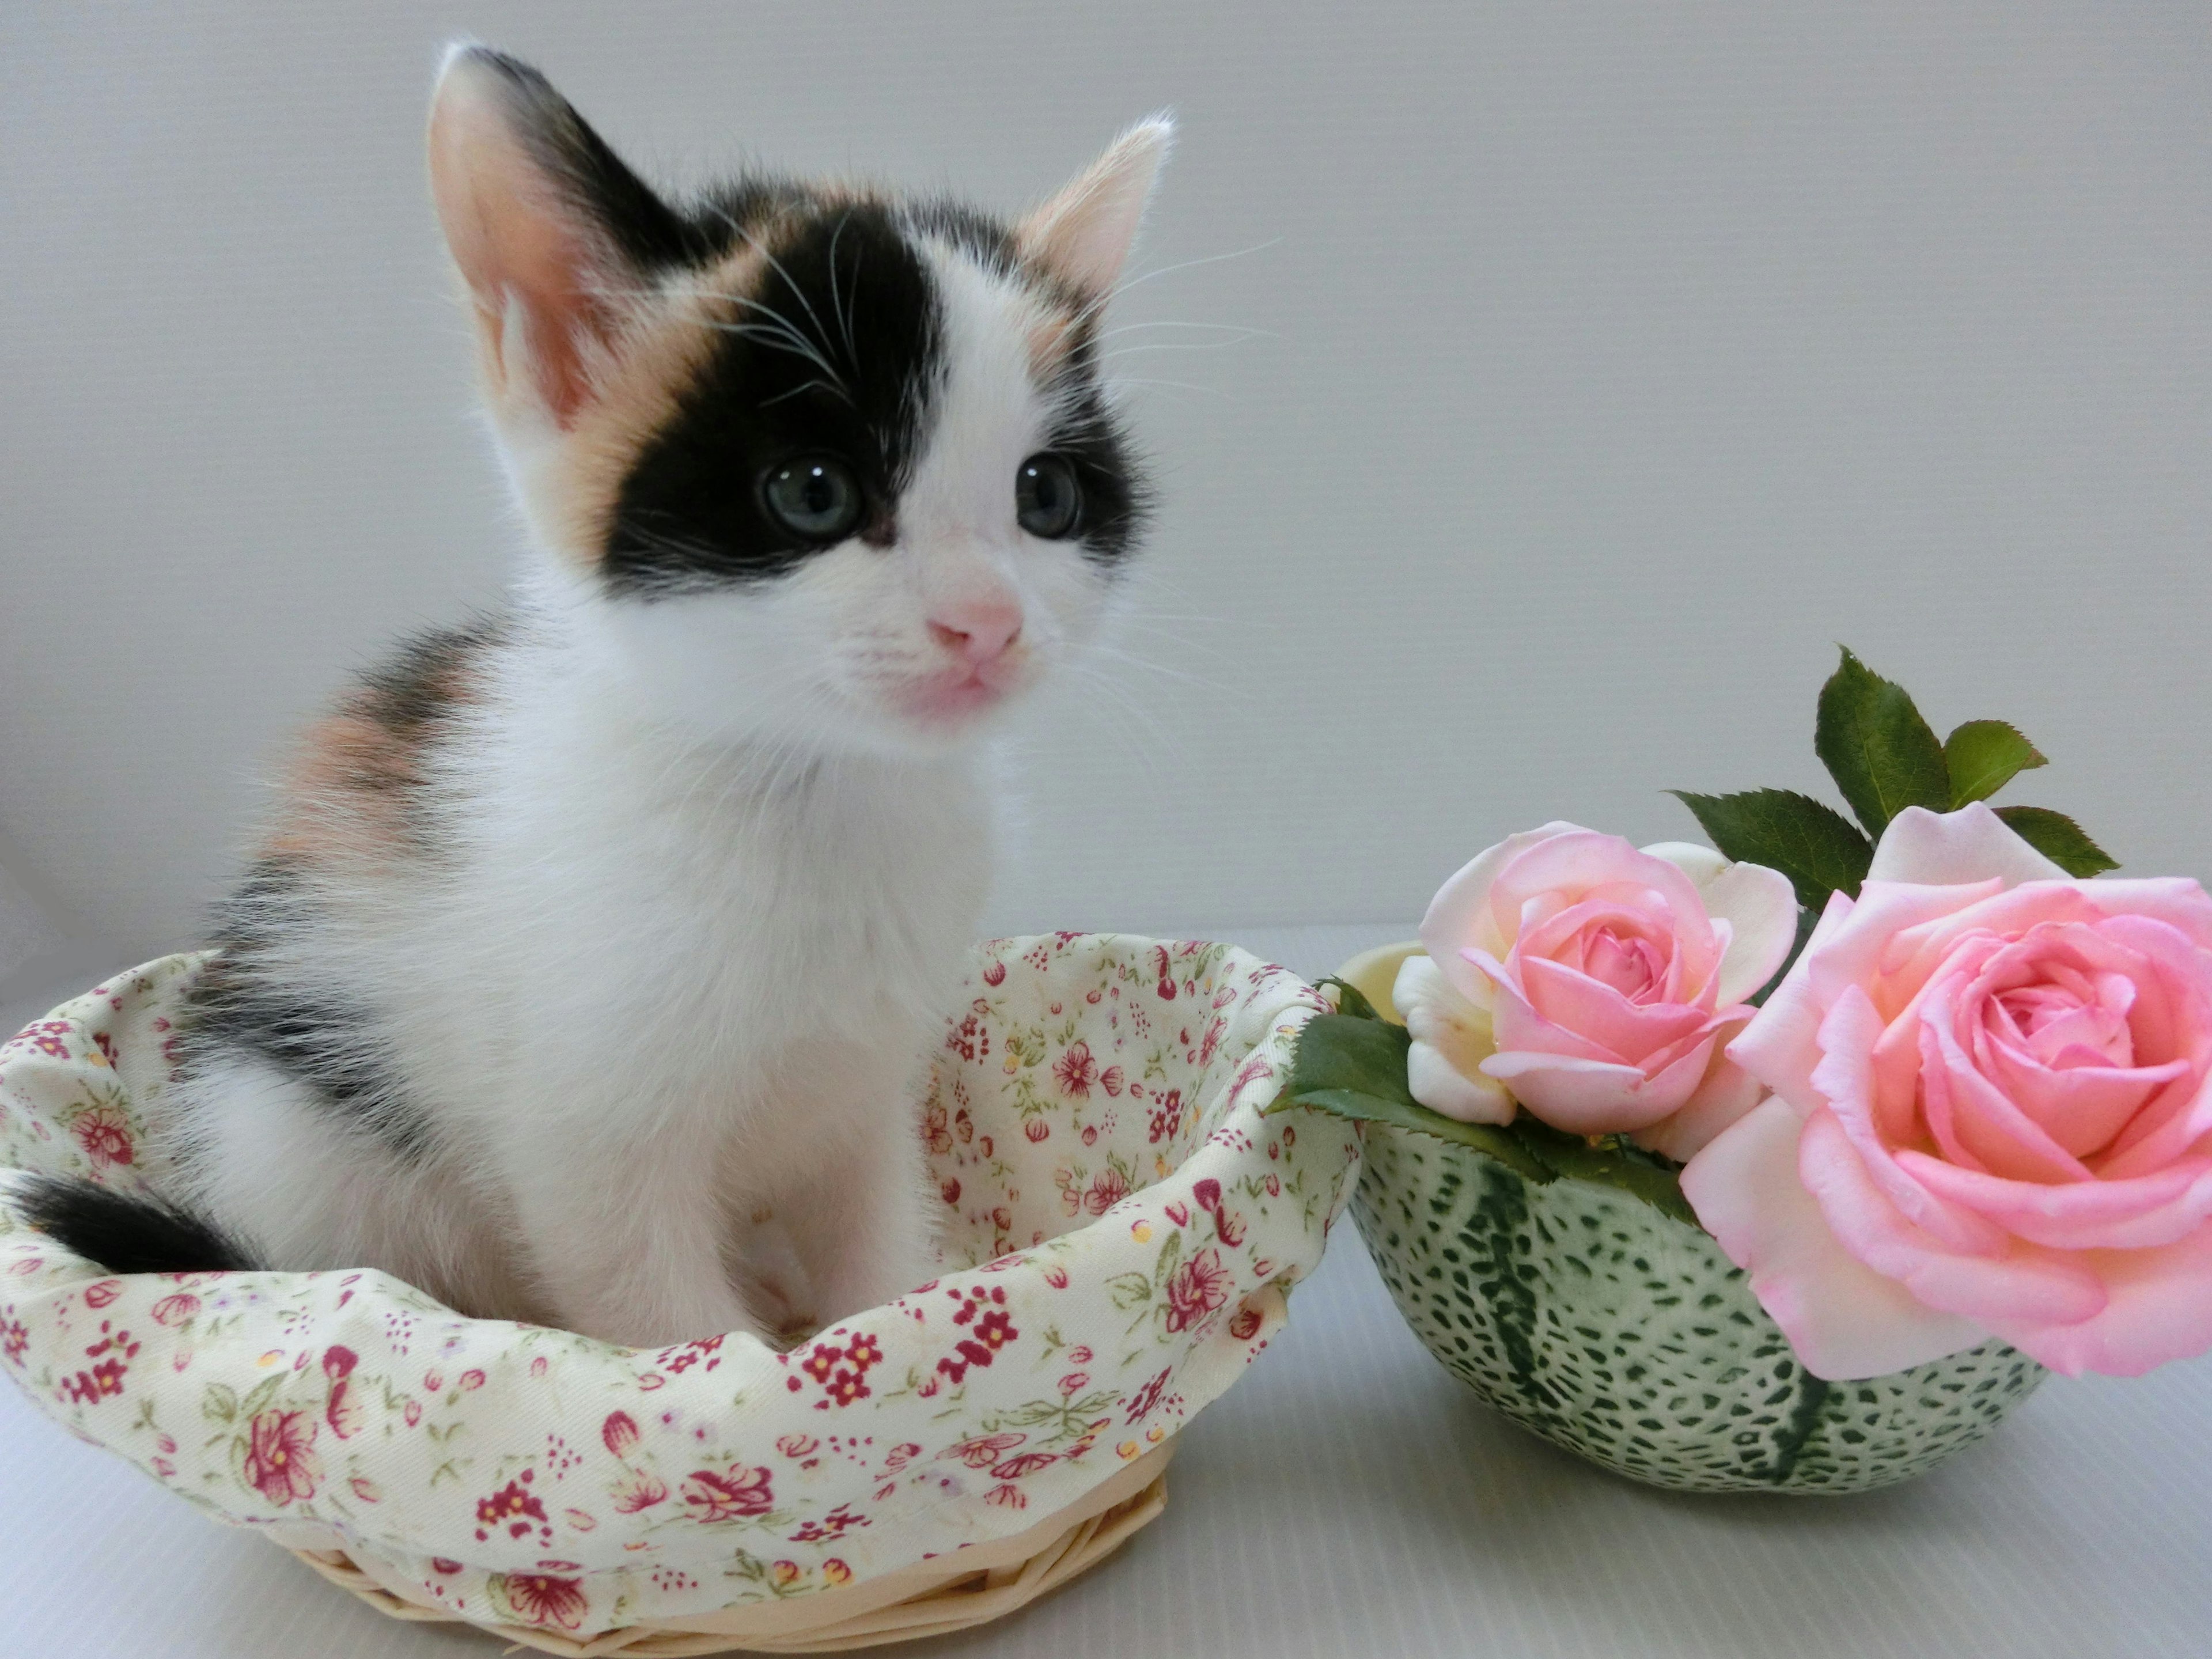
[428,44,687,425]
[1016,116,1174,299]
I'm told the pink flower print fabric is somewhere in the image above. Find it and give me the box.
[0,936,1358,1642]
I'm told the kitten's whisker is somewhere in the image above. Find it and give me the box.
[710,314,857,405]
[1105,238,1282,303]
[1097,321,1278,340]
[1085,642,1229,696]
[759,378,844,408]
[711,210,852,386]
[1056,664,1179,794]
[826,211,861,365]
[1101,377,1228,399]
[1099,341,1262,361]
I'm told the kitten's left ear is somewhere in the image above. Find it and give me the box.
[1016,115,1175,299]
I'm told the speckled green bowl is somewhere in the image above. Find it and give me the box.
[1339,945,2048,1495]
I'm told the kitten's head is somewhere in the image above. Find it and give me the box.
[427,44,1167,756]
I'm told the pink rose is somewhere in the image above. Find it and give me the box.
[1395,823,1796,1156]
[1684,803,2212,1380]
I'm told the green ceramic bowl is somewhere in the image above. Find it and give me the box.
[1339,944,2047,1495]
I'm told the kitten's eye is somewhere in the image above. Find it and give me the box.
[1015,453,1082,540]
[762,456,863,542]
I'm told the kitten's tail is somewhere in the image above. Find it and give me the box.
[8,1174,260,1274]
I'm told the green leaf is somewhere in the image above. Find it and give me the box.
[1669,787,1873,908]
[1282,1084,1557,1179]
[201,1383,237,1425]
[1943,719,2047,807]
[1993,806,2119,876]
[1268,1013,1554,1178]
[1814,647,1952,836]
[1279,1011,1421,1106]
[1511,1120,1698,1226]
[1316,975,1381,1022]
[1271,1013,1698,1218]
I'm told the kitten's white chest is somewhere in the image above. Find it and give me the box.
[457,704,994,1109]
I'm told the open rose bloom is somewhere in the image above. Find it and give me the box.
[1686,804,2212,1380]
[1393,823,1797,1160]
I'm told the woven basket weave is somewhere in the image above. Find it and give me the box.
[286,1445,1172,1656]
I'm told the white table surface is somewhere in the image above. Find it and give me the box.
[5,923,2209,1659]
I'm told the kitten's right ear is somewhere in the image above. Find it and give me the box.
[1016,116,1174,301]
[428,44,688,426]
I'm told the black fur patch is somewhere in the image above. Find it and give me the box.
[605,201,946,595]
[356,619,498,741]
[13,1173,257,1275]
[336,618,500,828]
[190,859,433,1160]
[1037,328,1149,566]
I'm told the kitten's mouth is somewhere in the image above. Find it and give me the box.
[899,665,1022,726]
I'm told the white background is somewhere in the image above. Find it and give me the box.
[5,1,2211,988]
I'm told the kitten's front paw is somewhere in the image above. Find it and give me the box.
[740,1269,820,1350]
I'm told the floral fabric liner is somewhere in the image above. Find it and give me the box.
[0,935,1358,1639]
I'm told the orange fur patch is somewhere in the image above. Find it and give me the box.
[264,647,485,866]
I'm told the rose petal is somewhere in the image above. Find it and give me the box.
[1680,857,1799,1007]
[1984,1039,2184,1160]
[1394,956,1516,1124]
[1476,956,1626,1066]
[1897,1151,2212,1252]
[1486,833,1726,991]
[1419,824,1584,1006]
[1816,985,2018,1253]
[1800,1108,2108,1330]
[2077,878,2212,952]
[1867,802,2069,885]
[1976,1222,2212,1377]
[1681,1098,1986,1380]
[1633,1037,1766,1162]
[1727,889,1856,1117]
[1408,1037,1517,1124]
[1516,899,1681,997]
[1510,954,1711,1064]
[1921,983,2096,1187]
[1479,1050,1686,1133]
[1345,941,1422,1024]
[1734,882,2010,1116]
[1639,841,1730,887]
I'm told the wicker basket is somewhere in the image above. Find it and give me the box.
[286,1444,1172,1656]
[1,937,1359,1649]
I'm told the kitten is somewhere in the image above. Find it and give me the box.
[16,44,1166,1347]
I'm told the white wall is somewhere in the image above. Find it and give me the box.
[4,1,2209,983]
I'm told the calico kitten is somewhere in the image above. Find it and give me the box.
[17,44,1168,1346]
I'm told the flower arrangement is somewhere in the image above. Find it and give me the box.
[1278,649,2205,1490]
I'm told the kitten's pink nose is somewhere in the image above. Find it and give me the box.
[927,599,1024,667]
